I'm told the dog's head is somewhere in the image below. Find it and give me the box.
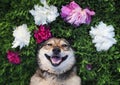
[37,38,75,74]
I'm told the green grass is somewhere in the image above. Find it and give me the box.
[0,0,120,85]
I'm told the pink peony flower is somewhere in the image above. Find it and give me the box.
[34,25,52,43]
[7,50,21,64]
[61,1,95,26]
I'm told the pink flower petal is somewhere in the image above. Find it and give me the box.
[61,1,95,26]
[7,50,21,64]
[85,8,95,15]
[61,6,72,18]
[68,1,80,9]
[34,25,52,43]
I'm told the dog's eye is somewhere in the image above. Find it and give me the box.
[61,44,68,47]
[47,43,52,46]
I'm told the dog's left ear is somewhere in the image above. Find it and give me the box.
[65,38,77,50]
[64,38,74,47]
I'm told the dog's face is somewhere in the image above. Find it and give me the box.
[37,38,75,74]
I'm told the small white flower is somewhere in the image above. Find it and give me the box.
[12,24,31,49]
[89,21,117,51]
[29,0,59,25]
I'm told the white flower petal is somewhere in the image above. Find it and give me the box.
[89,21,117,51]
[29,0,59,25]
[12,40,20,48]
[12,24,31,49]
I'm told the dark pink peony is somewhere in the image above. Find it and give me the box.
[7,50,21,64]
[61,1,95,26]
[34,25,52,43]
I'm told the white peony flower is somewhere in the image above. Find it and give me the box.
[29,0,59,25]
[89,21,117,51]
[12,24,31,49]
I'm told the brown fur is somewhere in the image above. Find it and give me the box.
[30,38,81,85]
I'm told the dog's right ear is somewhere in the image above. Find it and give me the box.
[36,39,49,50]
[36,42,44,57]
[37,42,44,50]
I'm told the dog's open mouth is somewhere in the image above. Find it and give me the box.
[45,54,68,67]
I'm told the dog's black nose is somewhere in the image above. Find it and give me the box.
[52,47,61,55]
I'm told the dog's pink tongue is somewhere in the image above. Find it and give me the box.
[51,57,62,64]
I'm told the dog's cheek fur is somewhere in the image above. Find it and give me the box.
[38,48,53,72]
[56,49,76,73]
[38,47,76,74]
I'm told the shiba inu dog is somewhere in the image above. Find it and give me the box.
[30,37,81,85]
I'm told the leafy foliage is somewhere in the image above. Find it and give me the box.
[0,0,120,85]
